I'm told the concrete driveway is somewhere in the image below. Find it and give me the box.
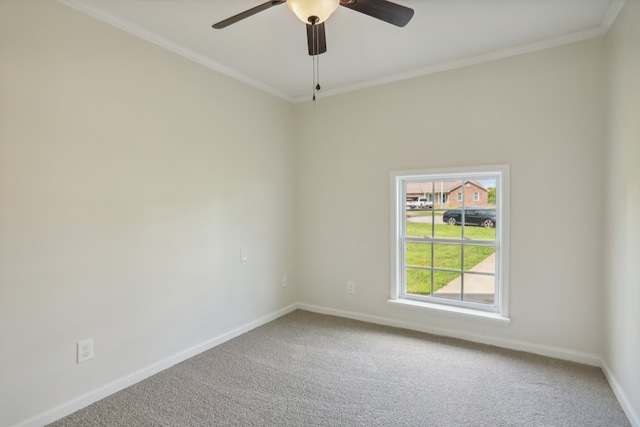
[406,213,445,225]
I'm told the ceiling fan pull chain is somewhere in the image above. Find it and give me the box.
[312,54,317,102]
[316,48,321,92]
[313,52,321,102]
[309,16,321,103]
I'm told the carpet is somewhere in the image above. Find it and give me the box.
[49,310,630,426]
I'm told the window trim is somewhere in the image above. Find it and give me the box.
[389,165,510,323]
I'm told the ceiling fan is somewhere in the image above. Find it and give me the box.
[212,0,414,56]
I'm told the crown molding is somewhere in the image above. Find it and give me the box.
[59,0,626,105]
[58,0,295,103]
[296,0,627,103]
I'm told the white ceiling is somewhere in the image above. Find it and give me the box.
[60,0,624,103]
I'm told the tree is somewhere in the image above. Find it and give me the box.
[488,187,496,204]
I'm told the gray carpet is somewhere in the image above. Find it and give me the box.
[50,310,630,426]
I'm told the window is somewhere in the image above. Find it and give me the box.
[390,165,510,323]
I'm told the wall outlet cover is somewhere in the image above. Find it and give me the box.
[77,339,94,363]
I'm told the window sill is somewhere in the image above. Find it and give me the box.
[388,299,511,326]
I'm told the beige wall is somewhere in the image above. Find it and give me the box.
[0,2,296,426]
[294,38,607,360]
[604,0,640,422]
[3,0,639,425]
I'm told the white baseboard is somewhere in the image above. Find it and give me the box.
[601,360,640,427]
[17,303,634,427]
[15,304,298,427]
[306,302,636,425]
[296,303,602,366]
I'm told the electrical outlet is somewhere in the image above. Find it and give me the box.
[240,248,248,263]
[347,281,355,294]
[282,275,288,287]
[77,339,94,363]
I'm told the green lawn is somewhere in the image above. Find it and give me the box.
[405,223,495,295]
[406,222,495,240]
[409,211,443,217]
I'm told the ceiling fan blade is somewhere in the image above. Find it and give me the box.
[306,23,327,56]
[339,0,414,27]
[212,0,286,29]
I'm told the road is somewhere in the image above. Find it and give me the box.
[406,213,445,224]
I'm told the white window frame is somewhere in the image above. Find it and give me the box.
[474,191,480,202]
[389,165,510,324]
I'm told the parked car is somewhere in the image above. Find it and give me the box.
[442,208,496,228]
[406,197,433,210]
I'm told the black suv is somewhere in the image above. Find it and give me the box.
[442,208,496,228]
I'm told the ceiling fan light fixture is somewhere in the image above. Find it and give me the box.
[287,0,340,24]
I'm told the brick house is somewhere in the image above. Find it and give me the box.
[406,180,489,207]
